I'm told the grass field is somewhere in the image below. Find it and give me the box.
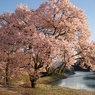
[0,75,95,95]
[0,84,95,95]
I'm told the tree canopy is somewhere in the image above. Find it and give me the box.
[0,0,95,87]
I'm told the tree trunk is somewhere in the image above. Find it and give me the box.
[4,56,10,87]
[59,62,66,73]
[29,75,36,88]
[4,75,8,87]
[4,63,9,87]
[30,79,36,88]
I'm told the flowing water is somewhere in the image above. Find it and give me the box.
[51,71,95,92]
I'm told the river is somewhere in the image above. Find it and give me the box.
[50,71,95,92]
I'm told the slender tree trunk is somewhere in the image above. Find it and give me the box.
[4,63,9,87]
[4,76,7,87]
[4,75,8,87]
[4,56,10,87]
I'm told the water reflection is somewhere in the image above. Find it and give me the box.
[84,75,95,89]
[51,71,95,92]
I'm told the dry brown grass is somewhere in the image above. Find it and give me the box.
[0,75,95,95]
[0,84,95,95]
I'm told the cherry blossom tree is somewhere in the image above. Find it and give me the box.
[0,0,95,88]
[49,38,75,74]
[75,41,95,71]
[14,33,51,88]
[0,4,52,87]
[0,4,33,87]
[34,0,94,72]
[35,0,91,40]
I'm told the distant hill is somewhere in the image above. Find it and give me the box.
[52,60,90,72]
[73,63,90,71]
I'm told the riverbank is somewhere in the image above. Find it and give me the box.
[0,74,95,95]
[36,74,68,84]
[0,84,95,95]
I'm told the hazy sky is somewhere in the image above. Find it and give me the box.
[0,0,95,41]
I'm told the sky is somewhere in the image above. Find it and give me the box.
[0,0,95,41]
